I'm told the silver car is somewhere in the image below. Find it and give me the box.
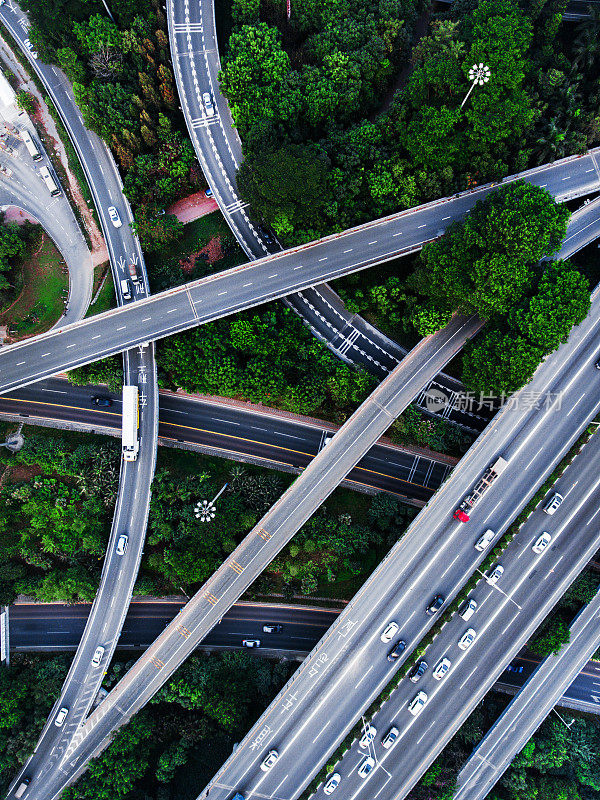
[203,92,215,117]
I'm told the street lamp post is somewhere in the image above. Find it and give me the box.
[194,483,228,522]
[460,63,491,109]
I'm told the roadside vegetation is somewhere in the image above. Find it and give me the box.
[0,651,294,800]
[0,222,68,339]
[225,0,600,246]
[0,427,415,604]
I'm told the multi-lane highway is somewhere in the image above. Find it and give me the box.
[197,284,600,800]
[19,314,480,800]
[455,584,600,800]
[0,378,455,502]
[297,428,600,800]
[0,4,159,794]
[2,148,600,395]
[9,602,600,714]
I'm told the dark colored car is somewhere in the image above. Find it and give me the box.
[387,639,407,662]
[505,663,524,674]
[595,359,600,370]
[92,395,112,407]
[409,660,429,683]
[259,226,276,246]
[426,594,445,615]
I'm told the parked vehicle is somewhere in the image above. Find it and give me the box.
[39,165,60,197]
[22,130,41,161]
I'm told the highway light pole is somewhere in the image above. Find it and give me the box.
[194,483,228,522]
[460,63,491,109]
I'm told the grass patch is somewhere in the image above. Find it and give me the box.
[86,262,116,318]
[145,212,245,292]
[0,227,67,337]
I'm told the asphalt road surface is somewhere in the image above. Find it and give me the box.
[1,148,600,395]
[10,602,600,714]
[0,6,160,796]
[0,127,92,325]
[198,284,600,800]
[455,584,600,800]
[304,426,600,800]
[23,315,480,800]
[0,377,455,502]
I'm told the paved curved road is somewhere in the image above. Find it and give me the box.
[0,5,160,795]
[166,0,484,431]
[0,131,92,325]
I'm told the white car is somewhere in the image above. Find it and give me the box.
[432,657,452,681]
[107,206,122,228]
[475,529,495,552]
[203,92,215,117]
[486,564,504,585]
[381,726,399,749]
[459,598,477,621]
[357,756,375,779]
[358,725,376,749]
[543,492,563,515]
[54,707,69,727]
[323,772,341,795]
[91,646,105,667]
[116,534,128,556]
[407,691,428,716]
[242,639,260,648]
[532,532,552,554]
[380,621,399,643]
[260,749,279,772]
[24,38,38,59]
[458,628,477,651]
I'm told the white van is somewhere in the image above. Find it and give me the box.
[475,529,495,551]
[120,278,131,300]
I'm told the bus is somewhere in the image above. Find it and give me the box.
[39,165,61,197]
[121,385,140,462]
[22,130,41,161]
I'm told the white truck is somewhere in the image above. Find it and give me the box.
[121,385,139,462]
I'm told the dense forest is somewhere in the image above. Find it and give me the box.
[225,0,600,245]
[0,427,416,603]
[0,650,295,799]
